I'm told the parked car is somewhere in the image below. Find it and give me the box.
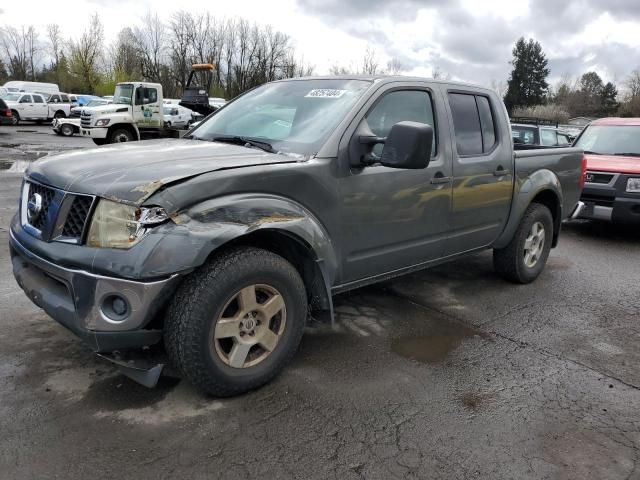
[10,76,585,396]
[163,105,193,128]
[69,99,111,118]
[2,92,70,125]
[511,117,573,147]
[52,117,80,136]
[573,117,640,223]
[0,98,13,125]
[2,81,59,96]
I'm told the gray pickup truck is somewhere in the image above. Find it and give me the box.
[10,76,585,396]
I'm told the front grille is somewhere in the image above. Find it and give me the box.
[22,181,95,244]
[27,182,56,230]
[586,172,614,184]
[62,195,94,238]
[582,193,615,207]
[69,110,81,118]
[80,111,91,128]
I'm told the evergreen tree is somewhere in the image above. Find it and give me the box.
[504,37,550,112]
[599,81,619,116]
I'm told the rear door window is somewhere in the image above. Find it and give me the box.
[33,95,44,104]
[476,96,496,152]
[61,94,69,103]
[540,129,558,146]
[448,93,483,155]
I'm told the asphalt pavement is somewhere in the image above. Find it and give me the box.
[1,125,639,479]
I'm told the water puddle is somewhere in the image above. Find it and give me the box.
[391,321,485,363]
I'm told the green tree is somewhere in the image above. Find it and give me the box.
[504,37,550,112]
[599,82,619,116]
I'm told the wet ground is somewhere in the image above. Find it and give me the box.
[1,126,640,479]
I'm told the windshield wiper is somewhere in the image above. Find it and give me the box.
[211,136,277,154]
[613,152,640,157]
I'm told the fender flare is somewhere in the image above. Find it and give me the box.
[168,193,338,319]
[493,169,563,249]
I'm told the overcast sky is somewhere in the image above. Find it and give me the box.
[2,0,640,88]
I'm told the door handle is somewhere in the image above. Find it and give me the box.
[430,175,452,185]
[493,166,509,176]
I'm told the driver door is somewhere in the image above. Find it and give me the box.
[134,86,161,128]
[338,85,452,284]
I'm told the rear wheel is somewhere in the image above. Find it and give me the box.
[108,128,134,143]
[165,247,308,397]
[493,203,553,284]
[54,110,66,119]
[10,111,19,126]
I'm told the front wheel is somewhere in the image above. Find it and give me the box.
[165,247,308,397]
[108,128,134,143]
[60,124,74,136]
[493,203,553,284]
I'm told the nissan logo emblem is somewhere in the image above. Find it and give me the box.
[27,193,43,222]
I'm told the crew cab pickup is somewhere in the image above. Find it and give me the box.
[3,92,70,125]
[573,117,640,223]
[10,77,585,396]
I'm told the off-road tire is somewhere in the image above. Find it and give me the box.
[493,203,553,284]
[165,247,308,397]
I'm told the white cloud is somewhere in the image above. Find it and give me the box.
[2,0,640,87]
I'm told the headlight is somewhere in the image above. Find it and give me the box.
[627,178,640,193]
[87,200,169,249]
[95,119,110,127]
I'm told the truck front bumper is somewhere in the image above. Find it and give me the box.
[80,127,108,139]
[10,230,179,352]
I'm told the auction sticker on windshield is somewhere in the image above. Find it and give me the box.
[305,89,347,98]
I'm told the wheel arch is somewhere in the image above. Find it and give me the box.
[493,169,563,249]
[154,193,338,322]
[107,123,140,141]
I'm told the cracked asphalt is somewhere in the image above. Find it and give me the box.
[1,126,639,479]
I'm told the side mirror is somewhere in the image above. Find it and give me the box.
[379,121,433,169]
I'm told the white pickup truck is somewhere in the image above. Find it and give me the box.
[3,92,70,125]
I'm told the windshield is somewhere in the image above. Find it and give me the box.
[113,84,133,105]
[192,79,371,156]
[4,93,21,102]
[575,125,640,156]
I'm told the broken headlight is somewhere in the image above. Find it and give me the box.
[87,199,169,249]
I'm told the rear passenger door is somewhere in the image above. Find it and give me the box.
[32,94,48,119]
[445,91,513,255]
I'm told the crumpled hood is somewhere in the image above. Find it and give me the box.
[27,139,297,205]
[585,154,640,175]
